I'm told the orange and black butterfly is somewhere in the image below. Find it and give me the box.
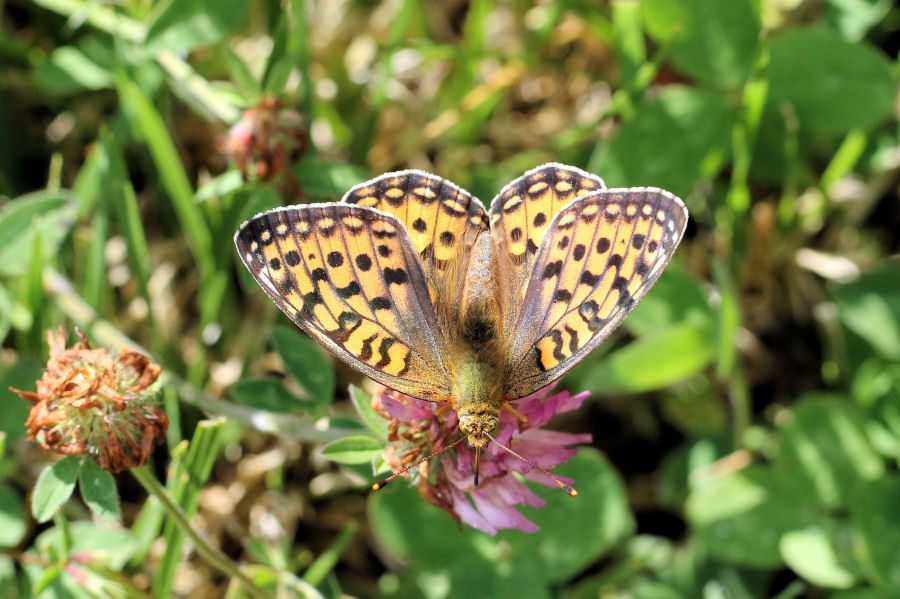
[235,164,687,474]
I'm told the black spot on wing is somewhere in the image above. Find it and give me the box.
[383,267,408,285]
[356,254,372,271]
[580,271,600,287]
[632,234,645,250]
[553,289,572,303]
[572,244,586,261]
[542,261,563,279]
[327,251,344,267]
[369,296,392,311]
[337,281,362,298]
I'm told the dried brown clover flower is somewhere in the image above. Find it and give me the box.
[10,328,168,473]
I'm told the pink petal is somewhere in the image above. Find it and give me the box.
[514,396,560,428]
[450,486,497,535]
[470,485,539,533]
[555,390,590,413]
[508,440,578,469]
[518,429,592,447]
[381,394,432,422]
[491,474,546,508]
[492,419,518,445]
[510,388,592,428]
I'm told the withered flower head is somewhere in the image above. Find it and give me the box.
[220,95,307,193]
[10,328,168,473]
[373,383,591,535]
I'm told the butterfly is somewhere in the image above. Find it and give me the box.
[235,164,688,480]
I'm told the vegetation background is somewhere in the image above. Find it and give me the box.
[1,0,899,597]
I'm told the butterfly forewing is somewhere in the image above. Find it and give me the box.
[489,164,606,334]
[343,170,488,262]
[343,171,488,325]
[235,204,453,401]
[502,187,688,399]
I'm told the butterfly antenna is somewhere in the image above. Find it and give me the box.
[372,435,468,491]
[485,433,578,497]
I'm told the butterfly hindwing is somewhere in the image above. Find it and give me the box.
[501,187,688,399]
[235,204,452,402]
[488,164,606,333]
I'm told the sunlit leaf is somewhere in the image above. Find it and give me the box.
[79,460,120,523]
[642,0,761,86]
[767,27,896,135]
[0,484,25,548]
[146,0,250,52]
[589,86,732,198]
[32,457,81,523]
[271,325,335,406]
[291,156,370,199]
[320,436,385,464]
[230,377,313,413]
[851,475,900,589]
[570,321,714,393]
[826,0,893,40]
[833,266,900,361]
[780,524,859,589]
[775,395,883,509]
[687,465,819,567]
[349,384,389,437]
[0,192,77,277]
[33,46,113,96]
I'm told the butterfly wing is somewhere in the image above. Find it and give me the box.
[488,163,606,334]
[343,170,489,329]
[235,203,453,402]
[500,187,688,399]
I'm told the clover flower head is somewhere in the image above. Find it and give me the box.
[373,383,591,534]
[10,328,168,473]
[221,95,307,189]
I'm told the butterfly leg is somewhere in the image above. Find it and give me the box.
[434,404,454,416]
[502,402,529,426]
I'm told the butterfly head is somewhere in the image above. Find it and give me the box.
[458,411,500,487]
[458,413,499,448]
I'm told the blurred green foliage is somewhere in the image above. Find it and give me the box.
[1,0,899,597]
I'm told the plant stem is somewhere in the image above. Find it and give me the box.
[130,466,268,599]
